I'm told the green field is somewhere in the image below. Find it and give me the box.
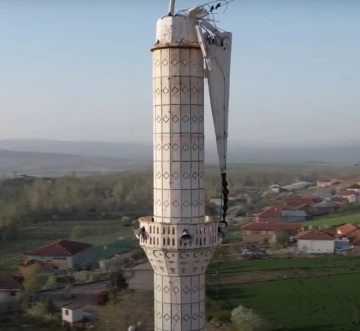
[307,213,360,227]
[208,256,360,274]
[0,220,135,273]
[210,273,360,331]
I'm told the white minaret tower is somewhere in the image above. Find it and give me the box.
[135,1,232,330]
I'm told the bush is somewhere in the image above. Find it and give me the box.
[276,231,288,245]
[70,224,86,239]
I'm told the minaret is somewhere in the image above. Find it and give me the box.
[136,1,232,330]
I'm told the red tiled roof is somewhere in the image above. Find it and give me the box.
[338,191,360,196]
[25,240,93,256]
[0,275,23,291]
[297,229,335,241]
[332,197,348,203]
[256,207,283,218]
[242,222,301,235]
[337,224,358,237]
[346,230,360,246]
[318,178,332,182]
[348,184,360,189]
[62,302,84,310]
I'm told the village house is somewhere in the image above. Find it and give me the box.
[336,191,360,204]
[0,275,23,313]
[62,302,85,326]
[255,207,308,223]
[316,178,334,188]
[241,222,302,243]
[297,229,335,254]
[24,239,94,270]
[347,183,360,193]
[332,196,348,205]
[336,224,360,246]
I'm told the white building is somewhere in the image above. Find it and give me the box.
[0,275,23,313]
[336,191,360,204]
[62,303,84,325]
[297,229,335,254]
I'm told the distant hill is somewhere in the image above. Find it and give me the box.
[0,139,359,175]
[0,149,146,176]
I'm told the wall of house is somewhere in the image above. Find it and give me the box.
[317,182,332,188]
[339,195,357,203]
[243,231,276,243]
[26,255,69,268]
[26,248,93,269]
[255,217,283,223]
[282,216,307,222]
[0,290,22,313]
[71,248,93,269]
[298,240,334,254]
[62,308,84,323]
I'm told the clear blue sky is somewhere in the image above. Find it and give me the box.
[0,0,359,146]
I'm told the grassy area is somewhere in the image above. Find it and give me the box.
[0,315,63,331]
[208,256,360,274]
[0,220,135,273]
[210,273,360,331]
[307,213,360,226]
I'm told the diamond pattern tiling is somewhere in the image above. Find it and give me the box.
[182,172,190,179]
[183,286,190,294]
[171,86,179,94]
[172,200,180,207]
[182,86,189,94]
[163,286,170,293]
[163,87,169,94]
[182,115,190,123]
[172,115,179,123]
[182,143,190,151]
[171,58,179,66]
[182,200,190,207]
[183,314,190,321]
[172,144,179,151]
[172,172,179,179]
[162,59,168,66]
[164,313,170,321]
[173,286,180,294]
[181,58,188,66]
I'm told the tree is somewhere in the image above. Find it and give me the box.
[23,264,42,292]
[46,275,58,288]
[70,224,86,239]
[275,231,288,245]
[231,305,270,331]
